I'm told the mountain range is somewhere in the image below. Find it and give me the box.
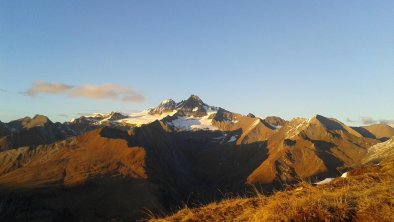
[0,95,393,221]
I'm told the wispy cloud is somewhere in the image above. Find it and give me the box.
[76,112,97,116]
[380,119,394,125]
[346,116,394,126]
[24,81,145,103]
[0,88,7,93]
[25,81,73,96]
[345,117,354,123]
[57,114,69,118]
[360,116,376,125]
[69,84,144,102]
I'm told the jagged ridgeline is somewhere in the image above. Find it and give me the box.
[0,95,393,221]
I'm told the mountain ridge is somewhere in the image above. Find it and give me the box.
[0,95,393,221]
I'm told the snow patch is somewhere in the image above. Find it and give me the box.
[204,105,219,113]
[221,119,239,124]
[161,99,172,104]
[285,118,309,139]
[227,136,237,143]
[314,171,349,185]
[314,178,334,185]
[251,119,260,127]
[212,134,227,143]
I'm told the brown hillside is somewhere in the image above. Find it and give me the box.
[246,115,378,185]
[0,128,164,221]
[361,124,394,141]
[211,110,275,144]
[152,157,394,222]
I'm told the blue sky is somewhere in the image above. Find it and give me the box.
[1,0,393,125]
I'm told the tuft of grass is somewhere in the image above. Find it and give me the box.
[151,158,394,222]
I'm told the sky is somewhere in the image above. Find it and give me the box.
[1,0,393,126]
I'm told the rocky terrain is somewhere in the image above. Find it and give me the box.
[0,95,393,221]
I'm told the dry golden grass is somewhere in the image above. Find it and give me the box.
[151,158,394,222]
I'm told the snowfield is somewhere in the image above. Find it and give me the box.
[119,110,177,126]
[168,111,218,131]
[75,107,219,131]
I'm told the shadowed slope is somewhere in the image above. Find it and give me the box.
[0,115,69,151]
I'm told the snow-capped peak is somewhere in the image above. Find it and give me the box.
[86,113,105,118]
[69,95,222,131]
[161,99,175,105]
[175,94,218,115]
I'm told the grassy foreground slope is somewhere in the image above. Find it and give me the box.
[151,157,394,222]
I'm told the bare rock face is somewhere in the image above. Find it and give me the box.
[149,95,217,118]
[363,136,394,163]
[106,112,129,121]
[0,121,11,137]
[175,95,212,117]
[264,116,288,128]
[0,115,72,151]
[247,113,256,118]
[7,114,50,130]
